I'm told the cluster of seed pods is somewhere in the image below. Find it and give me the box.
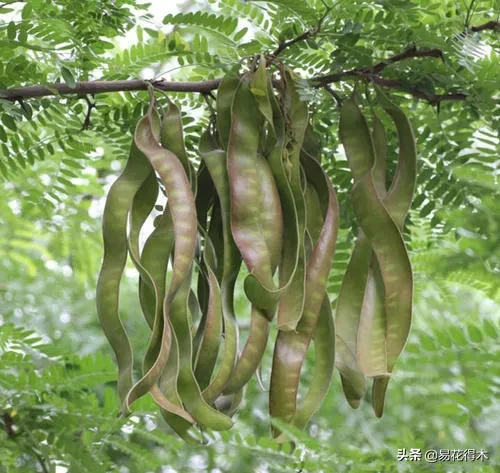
[96,57,416,441]
[336,89,416,417]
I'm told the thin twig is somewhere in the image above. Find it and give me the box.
[270,4,331,59]
[324,85,343,107]
[82,95,96,130]
[370,46,444,74]
[0,0,22,8]
[271,30,312,59]
[314,46,445,84]
[470,20,500,32]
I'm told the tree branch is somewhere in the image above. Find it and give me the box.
[313,46,445,84]
[470,20,500,32]
[368,77,468,106]
[370,46,444,74]
[0,79,222,101]
[0,47,470,106]
[271,30,312,59]
[270,4,331,59]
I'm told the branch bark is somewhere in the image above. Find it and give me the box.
[0,79,222,101]
[0,47,470,106]
[470,20,500,32]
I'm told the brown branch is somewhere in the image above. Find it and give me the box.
[0,78,222,101]
[370,46,444,74]
[369,77,468,106]
[0,46,470,106]
[311,46,469,105]
[324,85,343,108]
[314,46,445,84]
[271,30,312,59]
[470,20,500,32]
[82,96,96,130]
[270,4,331,59]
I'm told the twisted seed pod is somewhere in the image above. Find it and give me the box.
[96,120,157,406]
[223,73,284,394]
[338,95,415,417]
[270,153,339,435]
[198,130,240,401]
[193,226,223,390]
[289,295,335,430]
[266,74,306,333]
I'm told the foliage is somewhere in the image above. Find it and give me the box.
[0,0,499,471]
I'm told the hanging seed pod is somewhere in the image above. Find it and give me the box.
[337,92,416,417]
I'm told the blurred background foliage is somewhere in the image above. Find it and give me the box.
[0,0,499,471]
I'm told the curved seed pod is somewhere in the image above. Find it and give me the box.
[360,93,416,415]
[160,98,196,192]
[270,155,338,432]
[305,182,324,244]
[193,228,223,391]
[338,98,374,180]
[216,70,240,150]
[376,87,417,229]
[206,199,225,283]
[96,120,157,405]
[128,100,232,430]
[130,176,194,432]
[227,74,282,314]
[129,171,158,266]
[351,175,412,375]
[134,103,197,297]
[224,72,292,394]
[199,130,240,402]
[251,55,274,135]
[280,70,309,298]
[339,97,414,418]
[291,295,335,430]
[372,375,390,418]
[169,266,233,430]
[138,210,174,328]
[355,113,388,380]
[124,102,198,412]
[335,98,377,407]
[126,177,178,411]
[252,155,283,274]
[335,110,388,407]
[157,326,200,441]
[222,306,270,395]
[196,163,216,234]
[266,76,306,331]
[195,164,216,315]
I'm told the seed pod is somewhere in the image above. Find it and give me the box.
[270,153,338,435]
[338,95,415,416]
[96,115,158,407]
